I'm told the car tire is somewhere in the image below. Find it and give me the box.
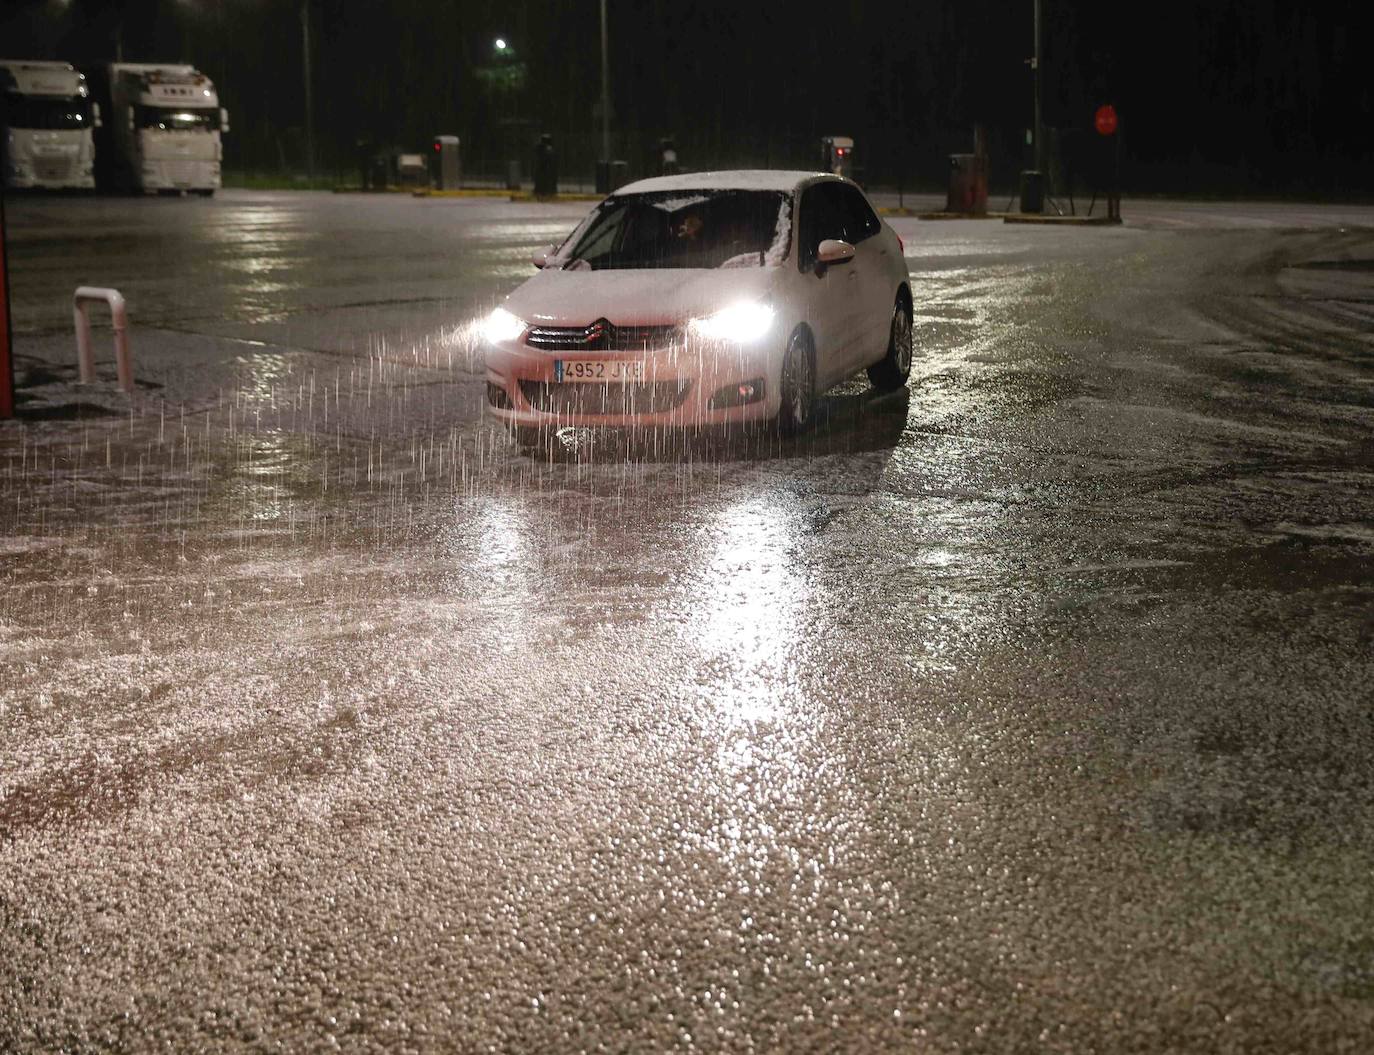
[867,294,913,392]
[777,329,816,436]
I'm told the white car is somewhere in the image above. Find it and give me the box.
[481,170,912,440]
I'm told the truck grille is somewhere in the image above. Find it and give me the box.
[35,159,77,182]
[164,161,198,186]
[525,320,679,351]
[518,380,692,416]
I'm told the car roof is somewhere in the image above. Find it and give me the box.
[613,169,841,196]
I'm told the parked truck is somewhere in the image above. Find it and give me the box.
[94,63,227,195]
[0,60,98,190]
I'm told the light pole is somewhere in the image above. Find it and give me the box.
[1033,0,1043,176]
[596,0,607,164]
[301,1,315,181]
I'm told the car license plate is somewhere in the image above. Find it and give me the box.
[556,359,645,382]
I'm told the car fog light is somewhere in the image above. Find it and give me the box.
[486,381,512,409]
[689,302,774,343]
[481,307,527,343]
[709,378,765,409]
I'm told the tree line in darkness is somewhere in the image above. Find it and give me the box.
[3,0,1370,194]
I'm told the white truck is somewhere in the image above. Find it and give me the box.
[95,63,228,195]
[0,60,98,190]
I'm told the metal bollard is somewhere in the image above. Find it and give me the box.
[73,286,133,393]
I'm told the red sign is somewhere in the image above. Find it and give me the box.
[1095,104,1119,137]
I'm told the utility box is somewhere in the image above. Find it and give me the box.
[533,134,557,198]
[946,154,989,214]
[1019,169,1045,214]
[595,159,629,195]
[659,137,679,176]
[396,153,428,188]
[821,135,854,178]
[431,135,460,189]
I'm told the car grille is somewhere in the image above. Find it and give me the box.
[525,319,679,351]
[518,379,692,416]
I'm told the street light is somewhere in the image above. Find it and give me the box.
[494,37,507,52]
[1033,0,1043,176]
[301,1,314,181]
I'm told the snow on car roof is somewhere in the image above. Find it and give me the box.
[613,170,836,196]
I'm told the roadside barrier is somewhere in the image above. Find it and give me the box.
[73,286,133,392]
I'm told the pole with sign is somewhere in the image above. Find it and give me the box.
[1094,104,1122,222]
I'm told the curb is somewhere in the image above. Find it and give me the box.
[410,189,605,202]
[1003,213,1123,226]
[911,211,1007,221]
[411,188,526,199]
[509,192,604,203]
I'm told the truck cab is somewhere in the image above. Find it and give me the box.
[98,63,228,195]
[0,60,98,190]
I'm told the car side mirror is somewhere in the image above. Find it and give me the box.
[220,108,230,134]
[816,239,855,267]
[532,244,558,269]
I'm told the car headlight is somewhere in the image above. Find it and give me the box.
[689,302,774,343]
[481,307,527,343]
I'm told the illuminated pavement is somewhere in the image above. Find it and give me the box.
[2,191,1373,1052]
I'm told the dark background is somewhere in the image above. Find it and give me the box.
[3,0,1370,195]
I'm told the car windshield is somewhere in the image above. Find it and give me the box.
[1,93,92,130]
[563,189,791,270]
[136,105,219,131]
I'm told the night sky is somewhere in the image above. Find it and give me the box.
[4,0,1371,194]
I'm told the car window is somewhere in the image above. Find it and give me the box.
[564,190,791,270]
[797,183,847,272]
[836,184,881,242]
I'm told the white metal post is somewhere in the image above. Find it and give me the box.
[73,287,133,393]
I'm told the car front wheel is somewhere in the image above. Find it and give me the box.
[777,329,816,436]
[867,295,913,392]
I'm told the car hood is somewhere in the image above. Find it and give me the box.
[501,267,782,328]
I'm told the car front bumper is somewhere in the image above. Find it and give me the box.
[483,335,780,430]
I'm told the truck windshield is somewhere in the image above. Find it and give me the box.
[137,105,219,131]
[1,94,92,130]
[563,190,792,271]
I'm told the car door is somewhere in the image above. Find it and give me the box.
[834,183,893,370]
[796,181,864,388]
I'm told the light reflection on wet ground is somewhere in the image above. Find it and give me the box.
[1,193,1373,1051]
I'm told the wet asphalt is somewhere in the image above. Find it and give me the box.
[2,190,1373,1053]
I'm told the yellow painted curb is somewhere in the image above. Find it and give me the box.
[911,211,1007,220]
[509,192,604,203]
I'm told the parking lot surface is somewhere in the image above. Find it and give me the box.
[2,191,1373,1052]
